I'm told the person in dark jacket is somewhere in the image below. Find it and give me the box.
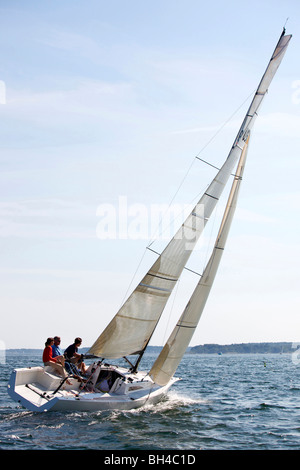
[64,337,87,374]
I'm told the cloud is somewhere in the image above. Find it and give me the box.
[6,79,135,121]
[0,199,96,239]
[257,112,300,138]
[42,29,102,60]
[171,111,300,138]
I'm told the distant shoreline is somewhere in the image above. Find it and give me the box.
[189,342,297,354]
[5,342,298,355]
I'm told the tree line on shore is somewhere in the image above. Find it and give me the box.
[189,342,296,354]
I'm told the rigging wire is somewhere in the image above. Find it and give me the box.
[118,247,148,308]
[147,88,256,247]
[194,89,256,160]
[118,89,256,307]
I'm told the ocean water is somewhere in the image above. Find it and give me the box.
[1,351,300,451]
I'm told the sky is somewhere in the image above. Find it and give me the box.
[0,0,299,350]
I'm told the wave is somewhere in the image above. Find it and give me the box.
[133,390,207,415]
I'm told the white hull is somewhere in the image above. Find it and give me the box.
[7,363,178,412]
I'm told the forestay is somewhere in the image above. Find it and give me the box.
[88,29,291,361]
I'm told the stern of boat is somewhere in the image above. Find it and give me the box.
[7,367,78,412]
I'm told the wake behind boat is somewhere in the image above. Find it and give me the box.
[8,29,291,412]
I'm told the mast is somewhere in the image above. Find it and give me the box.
[149,134,250,386]
[88,29,291,366]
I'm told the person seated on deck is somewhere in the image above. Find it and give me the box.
[52,336,63,358]
[42,337,70,382]
[64,337,87,375]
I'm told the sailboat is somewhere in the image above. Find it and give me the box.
[8,29,291,412]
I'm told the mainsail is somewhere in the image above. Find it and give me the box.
[149,136,250,386]
[88,29,291,361]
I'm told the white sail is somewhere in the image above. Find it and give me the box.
[88,29,291,360]
[7,30,293,415]
[149,135,250,386]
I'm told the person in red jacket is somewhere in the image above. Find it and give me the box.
[43,337,69,379]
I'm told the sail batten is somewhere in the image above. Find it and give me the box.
[88,29,291,361]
